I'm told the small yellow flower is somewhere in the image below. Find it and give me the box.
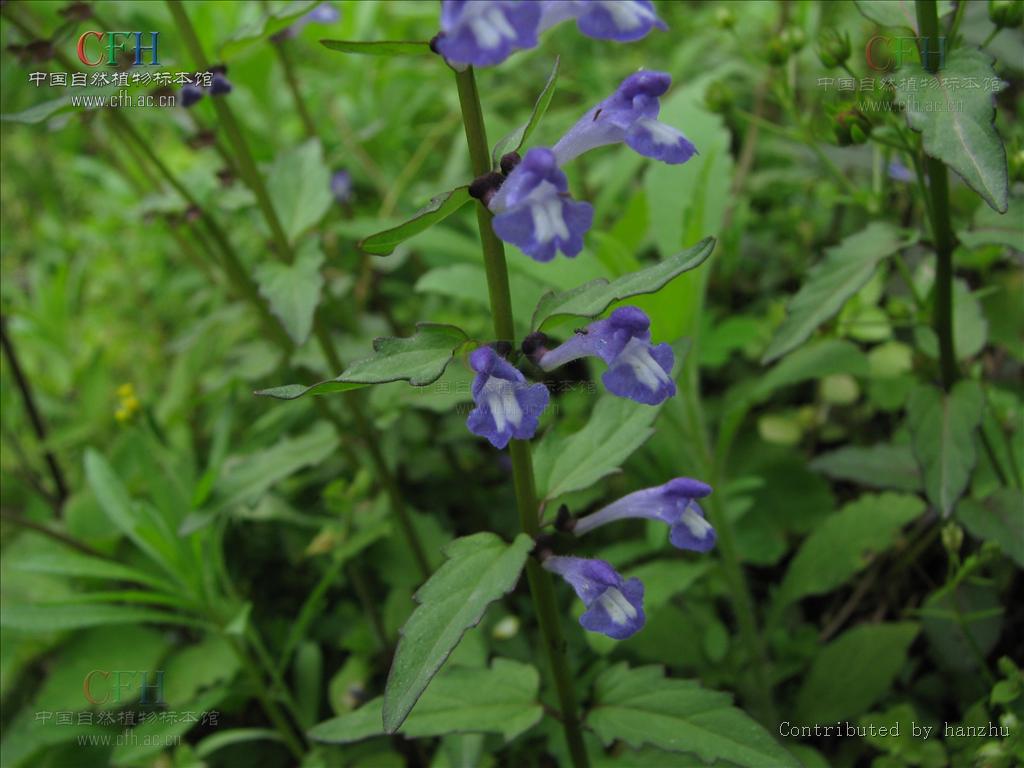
[114,383,140,423]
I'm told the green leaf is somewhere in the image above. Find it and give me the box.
[531,238,715,330]
[895,49,1009,213]
[8,550,176,593]
[255,238,325,345]
[195,729,284,759]
[219,0,322,59]
[534,395,665,502]
[795,623,919,723]
[0,603,193,632]
[779,493,925,604]
[256,324,470,400]
[211,423,338,512]
[382,533,533,733]
[320,39,432,56]
[313,659,542,743]
[491,57,560,166]
[586,664,799,767]
[853,0,953,31]
[810,443,923,492]
[763,223,917,362]
[907,380,985,516]
[359,187,472,256]
[112,687,225,764]
[956,489,1024,568]
[958,195,1024,250]
[163,635,240,708]
[0,90,115,124]
[268,139,333,245]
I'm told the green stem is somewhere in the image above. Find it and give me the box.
[980,26,1001,50]
[453,65,589,768]
[274,38,319,140]
[915,0,958,390]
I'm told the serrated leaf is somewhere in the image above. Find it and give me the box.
[255,239,324,345]
[492,57,560,166]
[268,139,333,244]
[312,659,541,743]
[763,224,917,362]
[359,187,472,255]
[956,489,1024,568]
[853,0,953,31]
[219,0,322,59]
[779,493,925,604]
[256,324,470,399]
[320,39,432,56]
[586,664,799,767]
[907,380,985,516]
[382,534,533,733]
[531,238,715,330]
[534,395,665,502]
[895,49,1009,212]
[795,623,919,723]
[810,443,923,491]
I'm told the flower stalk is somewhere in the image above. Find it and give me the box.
[454,65,589,768]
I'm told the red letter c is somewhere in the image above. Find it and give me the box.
[77,31,103,66]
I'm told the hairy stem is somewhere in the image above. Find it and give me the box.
[915,0,958,390]
[453,65,589,768]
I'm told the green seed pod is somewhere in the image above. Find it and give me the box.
[714,7,736,30]
[818,28,851,69]
[781,26,807,52]
[989,0,1024,29]
[703,79,734,114]
[941,522,964,556]
[766,38,791,66]
[835,109,872,145]
[1009,147,1024,183]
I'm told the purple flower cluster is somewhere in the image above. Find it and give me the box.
[436,0,666,68]
[487,71,695,263]
[543,477,716,640]
[179,67,232,108]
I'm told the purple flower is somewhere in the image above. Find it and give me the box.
[539,306,675,405]
[539,1,667,42]
[552,71,696,166]
[888,161,914,183]
[466,346,549,449]
[436,0,541,68]
[487,147,594,262]
[542,555,645,639]
[574,478,716,552]
[179,82,203,108]
[331,170,352,204]
[209,72,232,96]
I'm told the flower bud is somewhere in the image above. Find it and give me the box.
[941,522,964,556]
[781,27,806,52]
[766,38,791,66]
[704,79,734,114]
[989,0,1024,29]
[834,109,872,145]
[714,7,736,30]
[818,28,851,69]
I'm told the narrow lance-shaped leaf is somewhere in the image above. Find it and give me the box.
[359,187,473,255]
[321,39,432,56]
[762,223,918,363]
[906,380,985,517]
[586,664,800,768]
[311,659,542,743]
[382,533,534,734]
[853,0,953,32]
[491,57,560,166]
[895,49,1009,213]
[256,323,471,400]
[220,0,321,58]
[531,237,715,330]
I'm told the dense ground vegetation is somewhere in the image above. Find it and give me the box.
[1,1,1021,767]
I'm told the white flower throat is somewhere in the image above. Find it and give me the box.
[616,336,670,391]
[529,182,570,244]
[468,6,517,50]
[482,376,523,432]
[598,587,638,626]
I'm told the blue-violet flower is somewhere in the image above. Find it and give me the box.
[331,170,353,204]
[538,1,667,43]
[552,70,696,166]
[488,147,594,263]
[543,555,645,639]
[539,306,675,405]
[436,0,541,68]
[179,82,203,108]
[574,478,716,552]
[466,346,549,449]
